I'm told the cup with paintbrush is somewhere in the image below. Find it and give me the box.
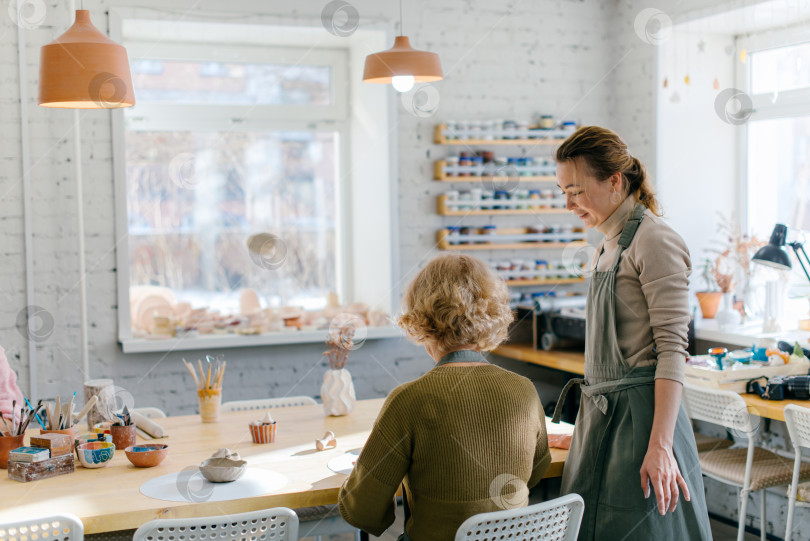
[183,356,226,423]
[40,393,85,440]
[0,398,44,468]
[110,405,136,450]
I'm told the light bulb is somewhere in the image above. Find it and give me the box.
[391,75,415,92]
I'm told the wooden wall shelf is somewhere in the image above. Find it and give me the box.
[437,195,569,216]
[434,124,569,145]
[434,160,556,181]
[437,228,587,251]
[505,278,585,286]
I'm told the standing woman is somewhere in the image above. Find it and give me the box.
[552,126,711,539]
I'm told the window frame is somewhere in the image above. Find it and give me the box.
[110,8,402,353]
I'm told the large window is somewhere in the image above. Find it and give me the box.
[742,28,810,317]
[744,37,810,237]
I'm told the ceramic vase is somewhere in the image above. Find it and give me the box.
[321,368,356,416]
[716,293,741,331]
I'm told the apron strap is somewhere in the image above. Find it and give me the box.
[551,372,656,424]
[551,377,585,424]
[607,203,646,270]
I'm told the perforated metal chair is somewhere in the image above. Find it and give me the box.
[131,407,167,418]
[132,508,297,541]
[683,384,810,541]
[221,396,317,413]
[454,494,584,541]
[0,514,83,541]
[783,404,810,541]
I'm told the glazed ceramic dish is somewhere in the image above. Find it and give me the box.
[124,443,168,468]
[76,441,115,468]
[199,457,247,483]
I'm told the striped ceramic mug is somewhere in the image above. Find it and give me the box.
[249,422,277,444]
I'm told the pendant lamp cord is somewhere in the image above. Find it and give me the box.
[399,0,403,35]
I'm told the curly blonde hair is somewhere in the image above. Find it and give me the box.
[397,253,514,352]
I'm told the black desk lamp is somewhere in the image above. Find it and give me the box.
[752,224,810,282]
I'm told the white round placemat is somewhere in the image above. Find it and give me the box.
[140,468,287,502]
[327,449,361,475]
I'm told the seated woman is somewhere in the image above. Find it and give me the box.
[339,253,551,540]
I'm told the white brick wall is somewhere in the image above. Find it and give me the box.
[3,0,807,533]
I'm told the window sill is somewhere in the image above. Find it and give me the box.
[119,326,405,353]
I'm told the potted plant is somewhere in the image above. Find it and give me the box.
[696,258,722,319]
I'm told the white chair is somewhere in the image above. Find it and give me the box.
[221,396,317,413]
[783,404,810,541]
[0,514,83,541]
[454,494,584,541]
[131,407,167,418]
[683,384,810,541]
[132,508,297,541]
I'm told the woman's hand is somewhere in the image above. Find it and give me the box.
[640,443,691,515]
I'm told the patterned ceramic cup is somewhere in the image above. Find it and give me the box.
[249,422,277,444]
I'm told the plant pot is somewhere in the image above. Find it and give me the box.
[0,434,25,469]
[696,291,722,319]
[110,424,137,450]
[321,368,356,417]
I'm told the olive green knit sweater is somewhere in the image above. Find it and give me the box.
[338,357,551,540]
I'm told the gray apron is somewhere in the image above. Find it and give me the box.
[552,203,711,541]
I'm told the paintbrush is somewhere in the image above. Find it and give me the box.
[0,414,12,436]
[197,359,205,389]
[15,406,25,435]
[11,400,15,435]
[18,403,41,435]
[24,397,45,430]
[45,402,53,430]
[54,395,61,428]
[182,358,202,389]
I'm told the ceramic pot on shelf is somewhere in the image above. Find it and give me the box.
[321,368,356,417]
[716,293,742,331]
[696,291,723,319]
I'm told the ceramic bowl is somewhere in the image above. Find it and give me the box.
[78,432,113,445]
[124,443,168,468]
[199,457,247,483]
[76,441,115,468]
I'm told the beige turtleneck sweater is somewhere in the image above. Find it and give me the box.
[592,195,691,383]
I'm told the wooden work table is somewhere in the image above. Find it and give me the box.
[1,398,569,533]
[492,342,810,421]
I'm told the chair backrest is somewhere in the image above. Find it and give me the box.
[221,396,317,413]
[132,508,298,541]
[0,513,83,541]
[682,384,759,437]
[785,404,810,451]
[454,494,584,541]
[132,407,168,419]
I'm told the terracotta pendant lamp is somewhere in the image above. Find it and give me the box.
[362,0,443,92]
[38,9,135,108]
